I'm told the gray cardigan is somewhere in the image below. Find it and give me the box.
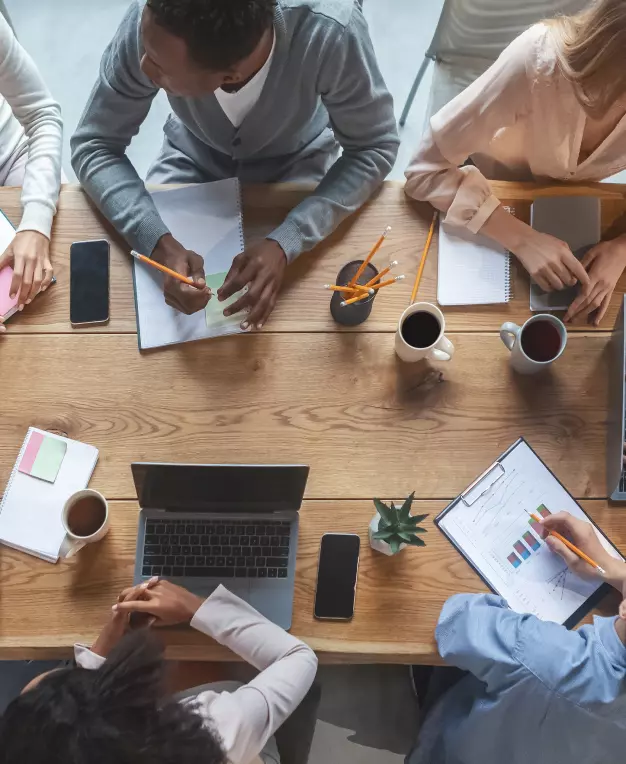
[70,0,400,262]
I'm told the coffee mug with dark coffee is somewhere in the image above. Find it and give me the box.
[59,489,109,559]
[500,314,567,374]
[395,302,455,363]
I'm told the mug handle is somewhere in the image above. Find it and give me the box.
[429,334,455,362]
[500,322,521,352]
[59,535,85,560]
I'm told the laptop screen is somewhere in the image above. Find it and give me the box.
[131,463,309,512]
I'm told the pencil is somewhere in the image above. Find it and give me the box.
[340,276,404,306]
[324,284,373,296]
[348,225,392,287]
[530,513,606,575]
[410,211,438,304]
[363,260,398,289]
[130,250,206,290]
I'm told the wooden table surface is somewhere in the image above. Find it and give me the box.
[1,180,625,662]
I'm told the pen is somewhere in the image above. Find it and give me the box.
[530,512,606,575]
[130,250,206,290]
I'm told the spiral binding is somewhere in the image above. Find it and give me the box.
[503,205,515,303]
[234,179,245,254]
[0,427,31,516]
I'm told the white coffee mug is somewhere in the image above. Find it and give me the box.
[395,302,455,363]
[59,489,109,559]
[500,314,567,375]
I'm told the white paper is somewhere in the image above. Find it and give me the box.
[133,180,245,350]
[0,428,99,562]
[437,222,510,305]
[439,440,623,624]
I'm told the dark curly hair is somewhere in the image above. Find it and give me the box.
[146,0,276,70]
[0,631,226,764]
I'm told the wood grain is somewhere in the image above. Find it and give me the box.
[0,498,621,662]
[5,181,626,335]
[0,333,610,501]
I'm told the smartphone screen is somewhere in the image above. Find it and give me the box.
[70,240,109,325]
[314,533,360,620]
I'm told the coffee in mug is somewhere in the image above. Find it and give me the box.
[60,489,109,559]
[395,302,455,363]
[401,311,442,349]
[500,314,567,374]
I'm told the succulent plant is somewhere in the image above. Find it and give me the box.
[372,492,428,554]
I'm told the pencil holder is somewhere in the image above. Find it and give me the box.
[330,261,379,327]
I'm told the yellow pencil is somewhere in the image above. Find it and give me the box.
[130,250,206,290]
[410,211,438,304]
[363,260,398,289]
[348,225,392,287]
[324,284,373,296]
[530,512,606,575]
[340,276,404,306]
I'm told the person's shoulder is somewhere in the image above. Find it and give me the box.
[506,23,560,80]
[279,0,357,34]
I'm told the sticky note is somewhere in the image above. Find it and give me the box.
[204,271,247,328]
[0,265,17,319]
[19,431,67,483]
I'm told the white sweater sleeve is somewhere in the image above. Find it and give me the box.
[0,15,62,237]
[404,26,541,233]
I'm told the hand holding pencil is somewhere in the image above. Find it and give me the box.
[540,511,625,585]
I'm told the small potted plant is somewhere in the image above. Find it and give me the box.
[369,492,428,556]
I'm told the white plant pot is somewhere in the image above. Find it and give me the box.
[368,513,407,556]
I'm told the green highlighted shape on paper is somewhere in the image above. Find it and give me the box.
[205,271,247,330]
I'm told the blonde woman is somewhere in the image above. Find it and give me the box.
[0,13,62,335]
[405,0,626,325]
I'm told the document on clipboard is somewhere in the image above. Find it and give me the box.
[436,439,623,627]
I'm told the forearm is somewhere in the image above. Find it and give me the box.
[480,204,535,253]
[267,143,396,262]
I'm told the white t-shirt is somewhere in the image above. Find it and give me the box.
[215,31,276,127]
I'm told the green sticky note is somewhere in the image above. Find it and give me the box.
[30,436,67,482]
[205,271,247,329]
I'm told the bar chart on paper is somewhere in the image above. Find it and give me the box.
[438,441,623,624]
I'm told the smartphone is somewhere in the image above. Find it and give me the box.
[314,533,360,621]
[70,239,110,327]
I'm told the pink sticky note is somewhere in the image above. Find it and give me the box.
[0,265,17,319]
[19,430,44,475]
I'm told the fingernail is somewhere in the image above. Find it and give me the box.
[224,309,231,316]
[112,604,119,612]
[26,299,32,305]
[149,576,159,584]
[18,304,23,311]
[241,321,249,330]
[256,323,263,330]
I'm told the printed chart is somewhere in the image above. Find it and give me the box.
[439,441,622,624]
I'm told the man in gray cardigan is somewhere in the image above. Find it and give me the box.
[71,0,399,329]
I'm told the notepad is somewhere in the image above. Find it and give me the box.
[0,428,99,562]
[436,439,623,626]
[437,220,512,306]
[132,180,245,350]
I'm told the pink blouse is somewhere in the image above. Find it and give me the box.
[404,24,626,234]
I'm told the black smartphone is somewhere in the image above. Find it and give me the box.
[70,239,110,327]
[314,533,360,621]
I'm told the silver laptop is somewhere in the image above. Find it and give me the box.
[132,463,309,628]
[608,299,626,501]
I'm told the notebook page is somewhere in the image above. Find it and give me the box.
[437,222,511,305]
[133,180,245,350]
[438,441,622,624]
[0,429,99,560]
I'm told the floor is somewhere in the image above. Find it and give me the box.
[0,0,437,759]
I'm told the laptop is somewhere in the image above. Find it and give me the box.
[132,462,309,628]
[608,298,626,501]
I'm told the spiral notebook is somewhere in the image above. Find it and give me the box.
[0,428,99,562]
[132,179,245,350]
[437,218,512,306]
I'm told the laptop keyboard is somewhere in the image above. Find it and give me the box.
[141,519,291,580]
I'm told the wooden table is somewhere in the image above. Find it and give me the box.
[1,180,625,662]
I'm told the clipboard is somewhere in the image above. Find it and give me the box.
[435,438,621,628]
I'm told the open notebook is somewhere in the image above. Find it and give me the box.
[437,218,512,306]
[132,179,246,350]
[0,429,99,562]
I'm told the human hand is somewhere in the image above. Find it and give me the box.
[91,577,160,657]
[113,579,204,627]
[541,511,626,587]
[514,230,590,292]
[152,233,211,315]
[218,239,287,330]
[564,239,626,326]
[0,230,53,309]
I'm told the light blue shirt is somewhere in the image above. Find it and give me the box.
[410,594,626,764]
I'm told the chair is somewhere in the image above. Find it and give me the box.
[0,1,13,30]
[399,0,591,127]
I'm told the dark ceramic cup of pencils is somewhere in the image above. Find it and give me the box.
[330,261,379,326]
